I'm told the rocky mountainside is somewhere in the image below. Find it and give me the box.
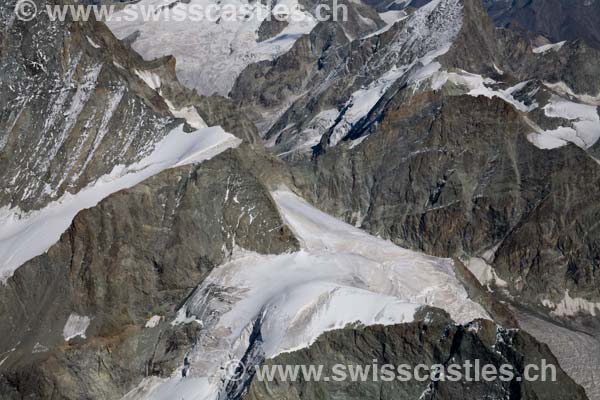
[0,0,297,397]
[0,148,298,399]
[228,0,600,315]
[245,308,587,400]
[484,0,600,49]
[1,0,599,399]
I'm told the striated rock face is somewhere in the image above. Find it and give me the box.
[0,147,298,399]
[0,0,262,213]
[244,308,588,400]
[232,0,465,152]
[0,0,174,212]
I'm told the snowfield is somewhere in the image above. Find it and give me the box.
[0,125,241,282]
[532,41,566,54]
[125,188,488,400]
[106,0,316,96]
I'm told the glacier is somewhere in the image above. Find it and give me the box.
[124,188,489,400]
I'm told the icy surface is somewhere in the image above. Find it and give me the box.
[107,0,316,96]
[126,188,488,400]
[518,311,600,400]
[527,94,600,150]
[63,313,91,341]
[0,126,241,282]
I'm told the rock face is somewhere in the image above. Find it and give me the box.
[484,0,600,49]
[291,91,600,307]
[232,0,465,152]
[0,147,298,399]
[0,0,173,212]
[0,0,261,213]
[244,308,588,400]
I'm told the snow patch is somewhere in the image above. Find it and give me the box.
[133,69,207,129]
[163,99,207,130]
[134,69,161,91]
[543,81,600,106]
[527,94,600,150]
[543,95,600,148]
[533,41,566,54]
[145,315,163,329]
[348,135,368,149]
[63,313,91,341]
[86,36,102,49]
[465,257,508,290]
[446,72,536,112]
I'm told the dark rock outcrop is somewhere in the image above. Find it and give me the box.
[484,0,600,49]
[244,309,588,400]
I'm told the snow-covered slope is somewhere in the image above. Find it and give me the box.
[527,93,600,150]
[260,0,464,154]
[0,125,241,282]
[405,68,600,152]
[124,188,488,400]
[106,0,317,96]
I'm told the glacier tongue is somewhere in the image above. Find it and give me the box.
[129,188,488,400]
